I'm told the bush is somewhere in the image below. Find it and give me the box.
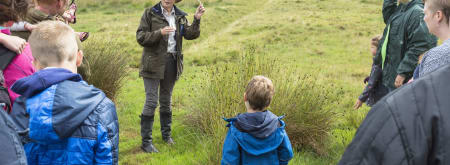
[78,36,130,101]
[185,45,340,162]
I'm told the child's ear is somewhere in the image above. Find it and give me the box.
[75,50,84,67]
[243,93,247,101]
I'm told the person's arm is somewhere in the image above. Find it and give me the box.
[221,129,240,165]
[278,131,294,165]
[183,18,201,40]
[94,99,119,165]
[358,86,370,103]
[397,10,437,80]
[10,22,27,32]
[183,5,204,40]
[136,9,163,47]
[0,33,26,54]
[94,123,114,165]
[382,0,398,24]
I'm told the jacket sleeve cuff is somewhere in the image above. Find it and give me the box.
[193,17,201,25]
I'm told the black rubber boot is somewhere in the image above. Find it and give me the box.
[160,111,174,144]
[140,115,159,153]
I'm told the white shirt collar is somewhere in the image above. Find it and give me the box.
[161,6,175,16]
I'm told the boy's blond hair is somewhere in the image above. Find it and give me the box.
[245,76,275,111]
[28,20,78,68]
[423,0,450,24]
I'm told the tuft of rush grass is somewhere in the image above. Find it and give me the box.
[185,44,342,162]
[78,36,130,100]
[74,0,383,164]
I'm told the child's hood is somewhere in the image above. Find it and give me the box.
[235,110,280,139]
[11,68,82,98]
[226,111,287,156]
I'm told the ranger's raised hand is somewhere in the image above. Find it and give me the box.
[194,4,206,20]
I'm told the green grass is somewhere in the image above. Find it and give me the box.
[73,0,385,164]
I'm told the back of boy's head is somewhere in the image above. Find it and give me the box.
[28,20,78,68]
[245,76,275,111]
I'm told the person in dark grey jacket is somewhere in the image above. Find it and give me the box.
[0,104,27,165]
[339,60,450,164]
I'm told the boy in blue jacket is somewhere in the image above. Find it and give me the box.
[221,76,294,165]
[10,21,119,165]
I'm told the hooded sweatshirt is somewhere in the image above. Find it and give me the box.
[10,68,119,165]
[1,28,35,108]
[221,110,294,165]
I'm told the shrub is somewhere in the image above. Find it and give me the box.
[78,36,130,101]
[185,45,340,163]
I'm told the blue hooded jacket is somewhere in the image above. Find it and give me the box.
[10,68,119,165]
[221,110,294,165]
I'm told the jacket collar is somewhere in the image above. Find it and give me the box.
[151,2,187,17]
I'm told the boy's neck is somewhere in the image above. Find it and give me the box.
[435,25,450,42]
[40,63,77,73]
[244,102,265,113]
[246,108,259,113]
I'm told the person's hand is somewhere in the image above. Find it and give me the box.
[354,99,363,110]
[194,5,206,20]
[160,26,175,36]
[395,74,406,88]
[0,34,26,54]
[407,78,414,84]
[24,23,36,32]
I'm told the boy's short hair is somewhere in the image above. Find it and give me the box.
[28,21,78,68]
[245,76,275,111]
[371,35,382,47]
[424,0,450,24]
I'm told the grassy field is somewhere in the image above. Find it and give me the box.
[73,0,385,164]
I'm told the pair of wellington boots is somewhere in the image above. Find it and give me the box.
[140,114,174,153]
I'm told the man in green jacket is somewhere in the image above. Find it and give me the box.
[136,0,205,153]
[375,0,436,94]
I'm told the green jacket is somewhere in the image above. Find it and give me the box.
[136,3,200,79]
[375,0,437,90]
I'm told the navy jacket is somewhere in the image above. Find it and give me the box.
[0,104,27,165]
[10,68,119,165]
[221,110,294,165]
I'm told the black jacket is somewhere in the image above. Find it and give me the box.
[339,64,450,164]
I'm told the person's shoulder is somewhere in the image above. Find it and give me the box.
[26,8,49,23]
[408,4,425,17]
